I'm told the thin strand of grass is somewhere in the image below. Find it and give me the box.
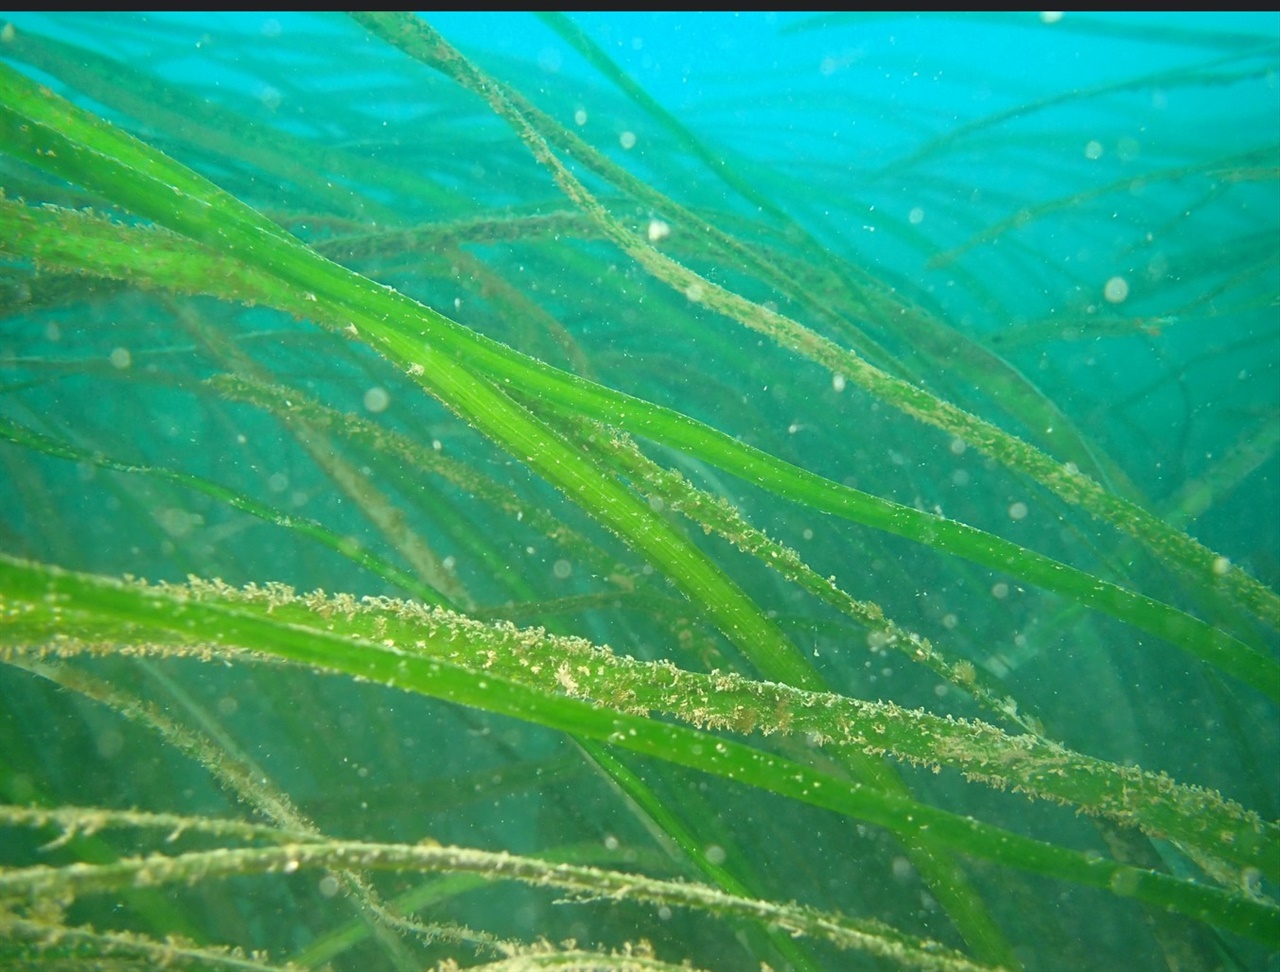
[2,556,1274,943]
[576,740,826,972]
[174,303,471,608]
[0,916,296,972]
[312,211,591,262]
[3,656,424,969]
[1164,416,1280,532]
[871,53,1278,175]
[355,13,1278,636]
[781,12,1280,53]
[0,198,304,312]
[535,12,793,228]
[931,146,1280,268]
[0,415,448,606]
[206,374,641,597]
[462,942,709,972]
[288,874,496,969]
[0,726,210,947]
[0,840,1011,972]
[0,24,411,224]
[442,245,598,379]
[713,235,1137,495]
[0,804,315,846]
[289,844,675,969]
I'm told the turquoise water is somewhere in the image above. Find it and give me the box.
[1,12,1277,971]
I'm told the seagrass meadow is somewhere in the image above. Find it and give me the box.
[0,10,1277,971]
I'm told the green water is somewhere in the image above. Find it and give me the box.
[0,12,1277,971]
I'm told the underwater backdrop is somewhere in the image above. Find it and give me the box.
[1,11,1278,972]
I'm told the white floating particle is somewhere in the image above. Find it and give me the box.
[1104,276,1129,304]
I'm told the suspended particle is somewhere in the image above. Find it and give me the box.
[1103,276,1129,304]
